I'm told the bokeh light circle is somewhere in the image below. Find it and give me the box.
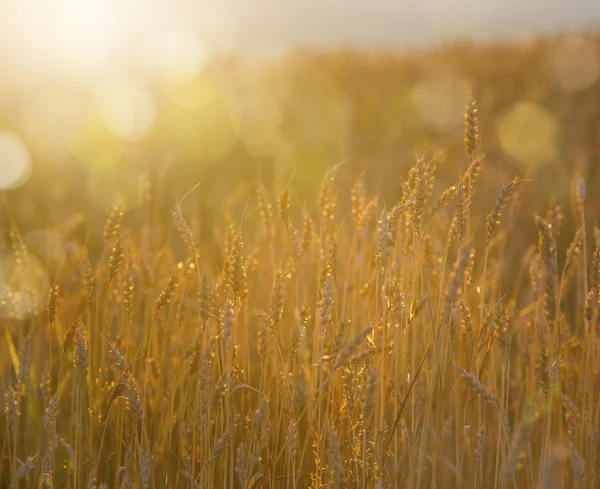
[98,81,158,141]
[0,132,32,190]
[497,102,560,170]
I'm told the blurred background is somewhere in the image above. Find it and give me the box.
[2,0,600,249]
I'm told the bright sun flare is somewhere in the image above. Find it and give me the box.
[50,0,131,65]
[3,0,206,81]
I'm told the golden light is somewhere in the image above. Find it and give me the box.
[0,132,32,190]
[97,81,158,141]
[154,28,206,82]
[24,229,69,270]
[69,112,124,172]
[87,165,139,209]
[411,77,466,132]
[167,78,221,110]
[0,252,50,320]
[165,86,237,162]
[21,91,84,162]
[230,92,282,157]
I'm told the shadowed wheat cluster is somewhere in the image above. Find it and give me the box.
[1,87,599,489]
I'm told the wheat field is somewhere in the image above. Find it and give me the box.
[1,41,600,489]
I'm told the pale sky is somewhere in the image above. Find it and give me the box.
[1,0,600,83]
[191,1,600,51]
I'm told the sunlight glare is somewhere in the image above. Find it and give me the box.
[50,0,130,66]
[0,132,32,190]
